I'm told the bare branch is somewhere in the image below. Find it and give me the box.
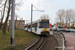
[40,14,50,19]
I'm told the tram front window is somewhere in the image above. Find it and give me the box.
[39,22,49,28]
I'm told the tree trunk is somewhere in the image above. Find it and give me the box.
[0,0,7,29]
[2,0,11,34]
[66,20,67,28]
[69,18,70,28]
[17,20,21,29]
[60,16,61,27]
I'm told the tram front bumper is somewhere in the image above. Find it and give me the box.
[41,31,49,35]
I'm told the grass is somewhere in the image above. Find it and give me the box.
[0,29,37,50]
[2,47,18,50]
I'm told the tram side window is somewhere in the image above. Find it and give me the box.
[25,26,27,27]
[28,25,31,28]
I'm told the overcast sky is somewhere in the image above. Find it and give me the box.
[1,0,75,24]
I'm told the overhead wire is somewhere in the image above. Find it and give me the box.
[33,0,41,11]
[38,0,40,9]
[33,5,39,11]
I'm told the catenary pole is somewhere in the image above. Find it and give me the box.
[31,4,33,33]
[31,4,44,33]
[11,0,15,46]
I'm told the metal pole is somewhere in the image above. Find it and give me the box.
[31,4,33,33]
[30,4,44,33]
[11,0,15,46]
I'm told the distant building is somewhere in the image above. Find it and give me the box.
[70,21,75,27]
[55,21,75,28]
[9,20,25,29]
[55,22,64,27]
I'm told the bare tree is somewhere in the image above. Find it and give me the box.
[55,9,75,28]
[66,9,74,27]
[0,0,7,29]
[64,10,68,27]
[2,0,23,34]
[68,9,72,27]
[2,0,11,34]
[56,9,65,27]
[40,14,50,19]
[70,10,75,27]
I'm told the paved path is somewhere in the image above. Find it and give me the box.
[50,31,75,50]
[63,32,75,50]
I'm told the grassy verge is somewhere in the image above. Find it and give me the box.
[0,29,37,50]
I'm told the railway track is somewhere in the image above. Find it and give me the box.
[25,36,46,50]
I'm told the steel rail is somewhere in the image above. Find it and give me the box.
[25,36,40,50]
[25,36,46,50]
[37,37,46,50]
